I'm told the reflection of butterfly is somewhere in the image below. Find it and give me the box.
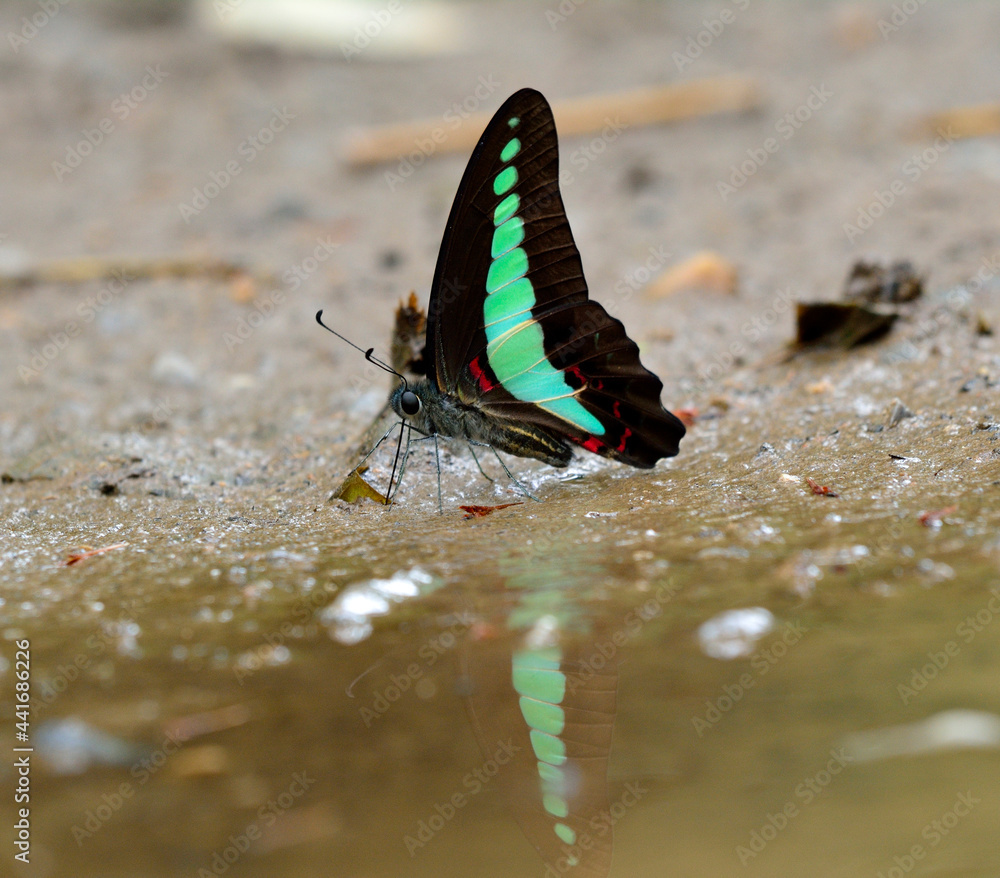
[461,627,619,878]
[389,88,685,477]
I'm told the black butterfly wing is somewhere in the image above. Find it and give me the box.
[426,88,685,468]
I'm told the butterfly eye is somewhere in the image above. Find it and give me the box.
[400,390,421,416]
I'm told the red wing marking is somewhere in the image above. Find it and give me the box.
[566,365,586,389]
[616,427,633,453]
[469,356,495,392]
[612,400,621,418]
[581,435,604,454]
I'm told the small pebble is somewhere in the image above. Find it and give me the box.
[151,351,199,387]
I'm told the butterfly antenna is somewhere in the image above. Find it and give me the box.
[315,309,407,389]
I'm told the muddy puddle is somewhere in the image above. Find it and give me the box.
[4,387,1000,876]
[3,1,1000,876]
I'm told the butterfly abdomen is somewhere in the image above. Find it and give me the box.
[476,418,572,468]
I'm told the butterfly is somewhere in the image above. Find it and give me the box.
[327,88,685,500]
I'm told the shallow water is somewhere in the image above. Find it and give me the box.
[4,426,1000,876]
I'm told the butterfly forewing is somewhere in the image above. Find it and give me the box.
[426,90,577,390]
[426,88,685,467]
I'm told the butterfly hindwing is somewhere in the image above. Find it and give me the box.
[426,88,684,468]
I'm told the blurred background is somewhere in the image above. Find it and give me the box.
[2,2,1000,877]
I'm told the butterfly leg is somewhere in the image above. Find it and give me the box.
[473,442,540,502]
[433,434,443,515]
[392,428,444,509]
[385,422,410,502]
[466,442,495,483]
[356,421,402,471]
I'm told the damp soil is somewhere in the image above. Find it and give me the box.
[2,2,1000,877]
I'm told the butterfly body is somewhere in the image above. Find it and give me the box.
[390,379,573,466]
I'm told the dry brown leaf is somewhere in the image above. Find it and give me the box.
[332,467,389,505]
[459,503,522,519]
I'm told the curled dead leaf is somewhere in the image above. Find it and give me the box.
[331,467,389,505]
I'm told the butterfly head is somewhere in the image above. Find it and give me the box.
[389,379,447,436]
[398,388,422,417]
[390,381,425,423]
